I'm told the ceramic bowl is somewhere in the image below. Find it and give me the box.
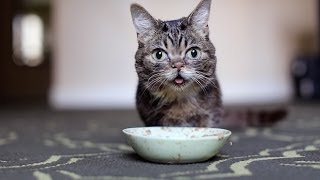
[122,127,231,164]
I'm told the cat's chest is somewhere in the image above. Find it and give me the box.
[165,97,205,118]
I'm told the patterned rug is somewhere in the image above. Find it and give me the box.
[0,103,319,180]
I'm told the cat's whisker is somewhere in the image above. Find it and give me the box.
[156,78,168,92]
[194,72,218,89]
[190,71,219,95]
[191,76,209,96]
[148,77,163,91]
[147,72,165,83]
[138,76,163,101]
[197,77,212,95]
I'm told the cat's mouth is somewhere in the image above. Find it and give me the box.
[173,75,186,85]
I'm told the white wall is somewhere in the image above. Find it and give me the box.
[50,0,318,109]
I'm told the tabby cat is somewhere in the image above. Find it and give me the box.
[130,0,286,128]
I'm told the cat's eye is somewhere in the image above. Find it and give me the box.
[186,48,201,60]
[152,49,168,61]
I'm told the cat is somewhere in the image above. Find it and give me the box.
[130,0,286,128]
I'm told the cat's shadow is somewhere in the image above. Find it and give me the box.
[123,152,151,163]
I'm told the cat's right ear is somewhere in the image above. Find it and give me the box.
[130,4,157,42]
[187,0,212,37]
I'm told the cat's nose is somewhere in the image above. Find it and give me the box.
[171,62,185,71]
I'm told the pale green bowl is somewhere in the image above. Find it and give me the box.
[122,127,231,164]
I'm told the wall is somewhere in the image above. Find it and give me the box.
[50,0,318,109]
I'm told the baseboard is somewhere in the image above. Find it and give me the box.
[49,82,292,109]
[49,86,136,109]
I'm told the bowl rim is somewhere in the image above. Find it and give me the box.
[122,127,232,141]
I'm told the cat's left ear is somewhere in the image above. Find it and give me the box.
[188,0,211,36]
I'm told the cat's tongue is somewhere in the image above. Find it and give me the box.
[175,77,184,84]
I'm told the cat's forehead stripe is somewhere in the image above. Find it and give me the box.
[168,35,175,46]
[163,38,168,48]
[178,36,183,47]
[162,19,188,49]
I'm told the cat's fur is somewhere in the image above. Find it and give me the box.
[130,0,286,127]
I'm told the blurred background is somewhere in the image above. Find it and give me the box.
[0,0,319,109]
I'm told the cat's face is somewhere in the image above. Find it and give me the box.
[131,0,216,98]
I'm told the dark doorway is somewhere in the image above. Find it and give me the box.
[0,0,51,105]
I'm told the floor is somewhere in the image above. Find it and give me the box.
[0,103,320,180]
